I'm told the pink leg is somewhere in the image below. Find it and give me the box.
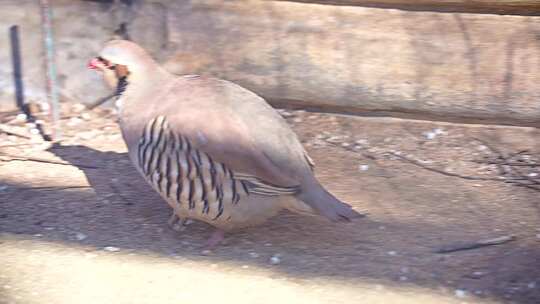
[202,229,225,251]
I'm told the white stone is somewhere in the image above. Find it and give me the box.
[103,246,120,252]
[424,132,436,140]
[359,164,369,171]
[269,255,281,265]
[455,289,467,298]
[434,128,444,135]
[75,232,87,241]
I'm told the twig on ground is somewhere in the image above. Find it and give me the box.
[0,143,36,149]
[0,152,101,169]
[109,182,134,205]
[472,138,539,191]
[17,185,92,191]
[388,152,501,181]
[0,125,31,139]
[87,93,116,110]
[435,235,516,254]
[473,160,539,167]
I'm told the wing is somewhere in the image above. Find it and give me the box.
[122,76,314,195]
[136,115,301,201]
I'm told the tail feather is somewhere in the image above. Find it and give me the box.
[295,180,364,222]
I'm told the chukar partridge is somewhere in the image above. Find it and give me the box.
[88,40,363,247]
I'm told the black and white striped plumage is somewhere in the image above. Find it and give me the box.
[136,116,301,227]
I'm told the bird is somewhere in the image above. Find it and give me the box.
[88,40,363,248]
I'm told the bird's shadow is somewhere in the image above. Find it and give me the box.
[45,144,374,251]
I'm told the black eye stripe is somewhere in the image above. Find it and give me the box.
[96,56,115,70]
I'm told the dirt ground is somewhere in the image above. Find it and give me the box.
[0,105,539,304]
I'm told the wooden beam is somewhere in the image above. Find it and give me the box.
[278,0,540,15]
[158,1,540,127]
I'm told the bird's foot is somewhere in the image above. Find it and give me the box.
[200,229,225,254]
[167,212,190,232]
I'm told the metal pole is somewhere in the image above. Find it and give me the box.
[39,0,60,140]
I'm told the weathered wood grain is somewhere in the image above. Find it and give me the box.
[158,0,540,126]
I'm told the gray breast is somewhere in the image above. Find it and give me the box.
[135,116,300,222]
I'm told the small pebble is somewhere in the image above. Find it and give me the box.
[67,117,83,126]
[201,250,213,256]
[433,128,444,135]
[39,102,50,111]
[103,246,120,252]
[79,131,95,140]
[359,164,369,171]
[455,289,467,298]
[269,255,281,265]
[248,252,260,258]
[29,128,40,135]
[280,111,293,117]
[81,112,92,120]
[387,251,397,256]
[264,243,272,247]
[71,103,86,113]
[399,276,408,281]
[292,118,303,123]
[355,139,368,145]
[341,142,350,147]
[16,113,27,121]
[424,132,436,140]
[75,232,87,241]
[469,271,485,279]
[241,265,249,269]
[528,172,538,177]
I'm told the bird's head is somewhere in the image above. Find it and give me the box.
[88,40,158,89]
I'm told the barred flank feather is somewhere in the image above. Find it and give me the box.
[137,116,298,221]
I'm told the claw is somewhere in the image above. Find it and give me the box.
[167,211,188,232]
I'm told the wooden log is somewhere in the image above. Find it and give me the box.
[158,0,540,127]
[279,1,540,16]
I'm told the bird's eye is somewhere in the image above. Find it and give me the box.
[97,56,115,70]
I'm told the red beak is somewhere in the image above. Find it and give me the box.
[87,58,100,69]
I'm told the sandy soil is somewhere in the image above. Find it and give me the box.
[0,105,539,304]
